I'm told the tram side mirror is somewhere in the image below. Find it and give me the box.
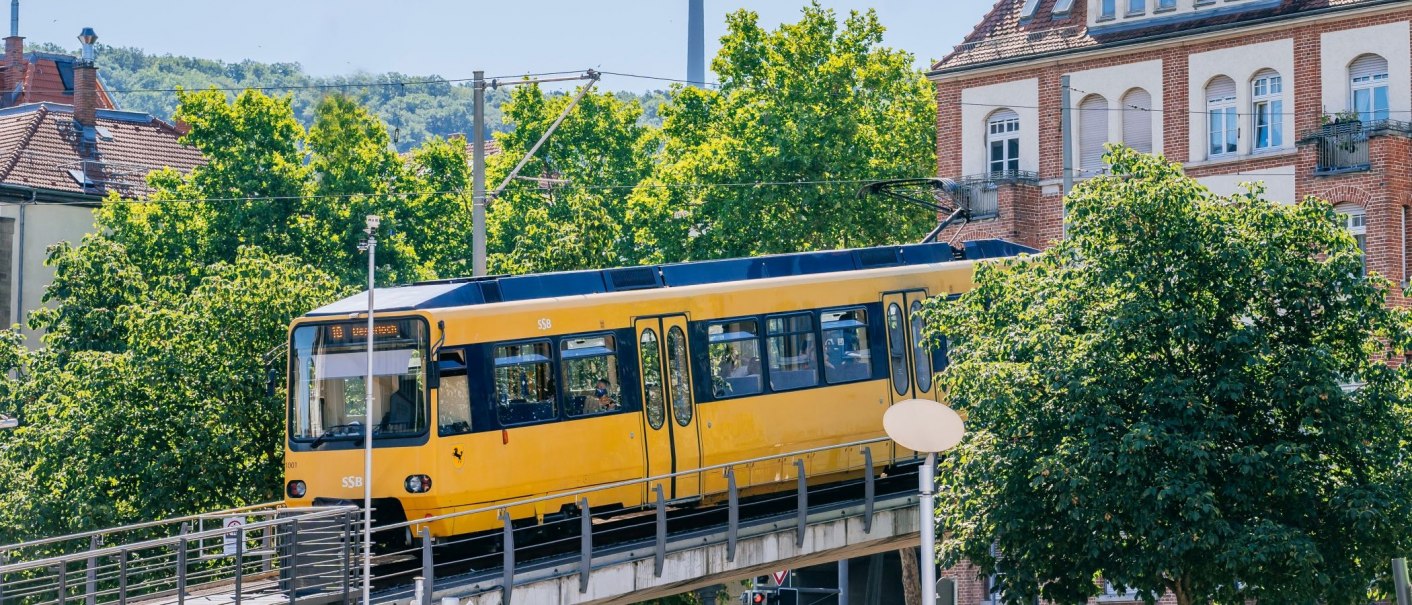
[266,367,278,398]
[427,360,441,390]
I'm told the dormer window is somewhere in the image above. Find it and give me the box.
[1020,0,1042,20]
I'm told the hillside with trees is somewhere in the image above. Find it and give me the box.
[31,42,671,152]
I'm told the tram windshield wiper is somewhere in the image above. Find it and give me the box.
[310,423,365,449]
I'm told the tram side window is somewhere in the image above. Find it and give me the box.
[493,342,557,426]
[822,308,872,384]
[767,314,818,391]
[562,335,620,418]
[709,319,763,398]
[437,350,472,435]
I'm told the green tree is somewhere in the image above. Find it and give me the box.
[486,83,656,274]
[630,2,937,262]
[925,147,1412,605]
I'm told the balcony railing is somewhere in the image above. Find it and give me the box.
[1301,119,1412,175]
[955,170,1039,220]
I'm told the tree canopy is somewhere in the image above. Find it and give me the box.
[926,146,1412,605]
[629,3,937,262]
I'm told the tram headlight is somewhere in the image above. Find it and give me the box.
[286,480,307,498]
[404,474,432,494]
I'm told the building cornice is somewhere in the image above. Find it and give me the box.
[929,0,1410,83]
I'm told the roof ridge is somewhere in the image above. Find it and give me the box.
[934,0,1017,70]
[0,104,47,182]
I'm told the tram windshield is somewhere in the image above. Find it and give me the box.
[289,318,429,444]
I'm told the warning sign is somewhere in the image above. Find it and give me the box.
[772,570,789,585]
[222,516,246,556]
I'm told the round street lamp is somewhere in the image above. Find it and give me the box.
[883,398,965,605]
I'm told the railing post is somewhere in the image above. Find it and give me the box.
[341,512,352,604]
[177,522,188,605]
[54,564,66,605]
[262,521,273,574]
[653,484,666,577]
[863,447,875,534]
[85,536,99,605]
[726,469,739,563]
[420,526,434,605]
[0,551,8,605]
[578,498,592,594]
[795,459,807,548]
[500,510,514,605]
[287,518,300,605]
[234,526,245,605]
[117,549,128,604]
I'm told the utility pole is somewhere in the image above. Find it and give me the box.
[1060,74,1073,196]
[472,71,487,277]
[360,214,380,605]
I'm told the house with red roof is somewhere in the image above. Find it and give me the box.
[0,6,202,344]
[929,0,1412,602]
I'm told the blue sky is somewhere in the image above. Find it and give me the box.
[16,1,995,91]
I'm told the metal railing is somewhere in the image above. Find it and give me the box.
[954,170,1040,220]
[370,436,906,604]
[1302,119,1412,175]
[0,506,360,605]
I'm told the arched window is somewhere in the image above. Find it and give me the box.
[986,109,1020,176]
[1350,54,1389,121]
[1121,88,1152,154]
[1206,76,1238,157]
[1251,69,1283,150]
[1079,94,1109,175]
[1336,202,1366,276]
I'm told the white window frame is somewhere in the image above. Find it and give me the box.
[1207,84,1238,158]
[1337,203,1367,277]
[1127,0,1146,15]
[987,112,1021,176]
[1352,68,1390,122]
[1156,0,1176,10]
[1252,71,1283,150]
[1099,0,1116,19]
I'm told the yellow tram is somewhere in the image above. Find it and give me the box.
[282,239,1033,538]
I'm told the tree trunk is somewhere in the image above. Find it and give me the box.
[1171,576,1193,605]
[900,547,923,605]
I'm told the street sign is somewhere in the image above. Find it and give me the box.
[772,570,789,586]
[222,516,246,556]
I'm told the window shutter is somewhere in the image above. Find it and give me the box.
[1350,54,1388,82]
[1079,95,1109,174]
[1206,76,1236,103]
[1122,88,1153,153]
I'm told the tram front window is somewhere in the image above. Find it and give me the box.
[290,319,429,445]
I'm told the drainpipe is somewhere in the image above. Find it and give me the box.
[13,187,31,329]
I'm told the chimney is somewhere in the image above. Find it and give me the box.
[73,27,97,128]
[686,0,704,88]
[3,1,25,93]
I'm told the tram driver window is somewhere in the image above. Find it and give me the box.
[493,341,557,426]
[437,350,472,435]
[822,308,872,384]
[708,319,763,398]
[562,335,620,418]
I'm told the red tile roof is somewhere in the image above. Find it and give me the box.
[2,52,116,109]
[0,103,203,198]
[933,0,1387,74]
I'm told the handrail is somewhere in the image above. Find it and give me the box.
[0,506,358,574]
[381,436,892,531]
[0,500,287,553]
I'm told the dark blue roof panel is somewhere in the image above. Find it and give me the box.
[304,239,1037,316]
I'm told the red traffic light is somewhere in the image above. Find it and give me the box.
[752,593,765,604]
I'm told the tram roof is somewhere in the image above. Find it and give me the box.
[305,238,1037,316]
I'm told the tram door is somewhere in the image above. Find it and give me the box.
[882,290,935,459]
[634,315,704,501]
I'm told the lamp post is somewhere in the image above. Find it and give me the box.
[360,214,380,605]
[882,398,966,605]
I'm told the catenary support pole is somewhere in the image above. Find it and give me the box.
[920,452,937,605]
[838,558,849,605]
[471,71,487,276]
[1393,557,1410,605]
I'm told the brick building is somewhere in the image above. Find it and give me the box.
[928,0,1412,602]
[0,6,202,344]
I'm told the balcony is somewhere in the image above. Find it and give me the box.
[955,170,1039,220]
[1301,119,1412,175]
